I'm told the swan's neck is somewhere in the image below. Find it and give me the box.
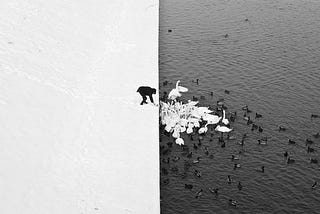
[176,80,180,89]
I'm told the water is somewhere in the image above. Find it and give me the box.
[159,0,320,213]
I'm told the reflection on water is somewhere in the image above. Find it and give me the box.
[160,0,320,213]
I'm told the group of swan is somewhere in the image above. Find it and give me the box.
[160,80,233,145]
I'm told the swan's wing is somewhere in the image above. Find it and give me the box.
[178,86,188,92]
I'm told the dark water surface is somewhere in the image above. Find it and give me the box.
[159,0,320,213]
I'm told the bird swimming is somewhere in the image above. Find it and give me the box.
[227,175,232,184]
[238,182,243,190]
[310,158,318,164]
[255,113,262,118]
[287,157,295,164]
[234,163,241,170]
[185,184,193,189]
[313,132,320,138]
[307,146,315,153]
[288,139,296,144]
[279,126,286,131]
[312,181,318,189]
[168,80,188,100]
[195,189,203,198]
[256,166,265,173]
[229,199,237,206]
[306,139,314,145]
[231,155,240,160]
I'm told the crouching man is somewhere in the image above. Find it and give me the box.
[137,86,156,105]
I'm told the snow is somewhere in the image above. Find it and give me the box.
[0,0,159,213]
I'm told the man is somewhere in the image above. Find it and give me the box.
[136,86,156,105]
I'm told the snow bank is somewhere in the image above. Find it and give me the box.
[0,0,159,213]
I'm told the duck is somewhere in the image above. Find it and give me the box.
[195,189,203,198]
[251,123,258,131]
[238,182,243,190]
[312,181,318,189]
[258,126,263,133]
[287,157,295,164]
[247,118,253,125]
[306,139,314,145]
[162,157,170,164]
[224,34,229,38]
[192,79,199,85]
[224,89,230,94]
[242,105,249,111]
[310,158,318,164]
[221,142,226,148]
[279,126,286,131]
[231,155,240,160]
[161,168,169,175]
[185,184,193,189]
[288,139,296,144]
[233,163,241,170]
[168,80,188,100]
[255,113,262,118]
[204,146,209,155]
[168,29,172,32]
[229,199,237,206]
[239,139,245,146]
[313,133,320,138]
[311,114,319,118]
[227,175,232,184]
[194,170,202,178]
[198,138,202,146]
[172,156,180,162]
[209,154,214,159]
[193,143,198,150]
[209,187,219,195]
[283,151,288,157]
[307,146,315,153]
[227,135,236,140]
[258,139,267,145]
[193,157,201,164]
[187,152,193,158]
[256,166,265,173]
[163,178,170,185]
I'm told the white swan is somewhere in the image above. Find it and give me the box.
[198,123,208,134]
[222,109,229,125]
[215,125,232,133]
[168,80,188,100]
[202,113,221,125]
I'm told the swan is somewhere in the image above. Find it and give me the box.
[168,80,188,100]
[215,125,232,133]
[202,113,221,124]
[175,137,184,145]
[222,109,229,125]
[198,124,208,134]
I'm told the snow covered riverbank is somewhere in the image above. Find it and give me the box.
[0,1,159,213]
